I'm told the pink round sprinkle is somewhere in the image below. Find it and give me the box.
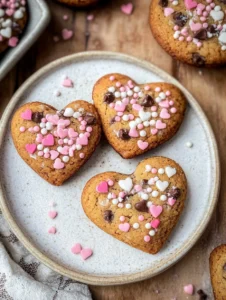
[86,126,92,132]
[87,14,94,21]
[151,106,157,112]
[122,98,129,104]
[120,216,125,222]
[144,235,151,242]
[210,2,215,7]
[44,153,50,159]
[115,116,121,122]
[179,36,184,41]
[197,9,202,15]
[130,99,136,104]
[111,193,116,198]
[203,23,208,29]
[155,87,161,92]
[133,93,138,99]
[80,125,86,131]
[200,16,206,21]
[41,118,46,123]
[28,127,34,133]
[197,42,202,48]
[81,120,87,126]
[117,112,123,116]
[72,145,76,150]
[79,153,85,159]
[116,81,121,87]
[118,203,124,208]
[33,126,40,132]
[151,168,157,174]
[108,180,114,186]
[174,25,179,31]
[144,85,150,91]
[78,117,83,122]
[109,75,115,81]
[38,151,43,156]
[134,185,142,192]
[203,11,208,16]
[20,126,26,132]
[129,114,134,120]
[169,100,174,106]
[63,14,68,20]
[85,132,90,138]
[109,103,115,108]
[58,139,64,145]
[170,107,177,113]
[137,124,144,130]
[206,0,212,3]
[68,139,74,145]
[165,91,171,96]
[119,191,125,198]
[186,36,192,42]
[138,215,145,221]
[217,25,223,30]
[120,86,126,92]
[147,187,152,193]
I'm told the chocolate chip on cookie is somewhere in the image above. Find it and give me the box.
[173,12,188,27]
[104,92,115,104]
[141,95,154,107]
[32,112,44,123]
[194,29,208,40]
[104,210,114,222]
[167,187,181,199]
[159,0,168,7]
[192,53,206,67]
[84,113,96,125]
[197,290,208,300]
[118,129,131,140]
[135,200,149,212]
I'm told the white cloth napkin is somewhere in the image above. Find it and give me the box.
[0,210,92,300]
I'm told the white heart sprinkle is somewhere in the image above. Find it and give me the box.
[156,180,169,192]
[0,27,12,38]
[165,166,177,178]
[64,107,74,117]
[118,177,133,192]
[2,19,12,28]
[139,109,151,122]
[219,32,226,44]
[210,10,224,21]
[0,9,5,17]
[14,9,24,19]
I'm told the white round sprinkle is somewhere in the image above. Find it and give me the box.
[145,165,152,172]
[145,223,151,229]
[43,148,49,153]
[129,121,137,129]
[149,230,155,236]
[186,142,193,148]
[155,97,162,103]
[64,108,74,117]
[73,112,81,119]
[151,191,159,197]
[112,199,118,205]
[147,187,152,193]
[62,156,69,163]
[133,223,140,229]
[45,122,53,130]
[141,193,149,200]
[40,122,46,128]
[127,90,133,96]
[108,86,115,93]
[135,118,142,124]
[140,130,147,137]
[64,138,69,144]
[41,128,47,135]
[107,193,112,199]
[222,45,226,51]
[147,201,152,208]
[143,121,150,127]
[138,91,144,97]
[122,115,129,121]
[150,120,156,126]
[126,203,132,209]
[118,197,124,203]
[37,144,43,150]
[159,92,166,99]
[121,92,127,98]
[152,112,158,118]
[115,91,121,98]
[160,195,167,201]
[158,168,165,174]
[57,146,62,152]
[172,0,178,4]
[76,144,82,150]
[214,5,221,11]
[134,86,140,92]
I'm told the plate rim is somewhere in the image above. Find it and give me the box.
[0,51,220,286]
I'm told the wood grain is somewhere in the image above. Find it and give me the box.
[0,0,225,299]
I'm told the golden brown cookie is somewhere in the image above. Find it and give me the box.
[0,0,28,54]
[93,73,186,159]
[55,0,99,7]
[210,244,226,299]
[149,0,226,67]
[82,156,187,254]
[11,101,101,186]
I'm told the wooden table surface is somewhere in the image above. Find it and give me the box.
[1,0,226,299]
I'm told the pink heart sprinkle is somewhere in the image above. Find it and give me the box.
[48,227,56,234]
[25,144,36,154]
[119,223,130,232]
[151,219,160,229]
[159,100,170,108]
[129,128,139,137]
[184,284,194,295]
[96,181,108,193]
[60,146,69,155]
[151,128,158,135]
[121,3,133,15]
[137,140,148,150]
[8,37,19,47]
[190,20,202,32]
[76,135,88,146]
[62,78,74,88]
[62,29,73,40]
[42,134,55,146]
[160,108,171,119]
[21,109,32,120]
[168,197,176,206]
[57,128,68,139]
[53,158,65,169]
[46,114,59,125]
[71,243,82,254]
[149,205,163,218]
[164,7,174,17]
[6,9,14,16]
[50,150,59,160]
[48,211,58,219]
[156,120,166,129]
[184,0,197,9]
[68,128,78,138]
[80,248,93,260]
[58,119,71,128]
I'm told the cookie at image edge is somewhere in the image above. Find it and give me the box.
[55,0,99,7]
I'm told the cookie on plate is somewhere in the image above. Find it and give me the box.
[149,0,226,67]
[210,244,226,299]
[11,101,101,186]
[55,0,99,7]
[82,156,187,254]
[0,0,28,54]
[93,73,186,159]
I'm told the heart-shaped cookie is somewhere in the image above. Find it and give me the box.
[11,101,101,185]
[92,74,186,159]
[82,157,187,254]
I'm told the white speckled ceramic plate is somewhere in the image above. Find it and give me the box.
[0,52,220,285]
[0,0,50,81]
